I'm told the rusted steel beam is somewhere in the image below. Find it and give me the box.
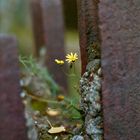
[0,35,28,140]
[41,0,68,91]
[99,0,140,139]
[30,0,45,57]
[77,0,100,74]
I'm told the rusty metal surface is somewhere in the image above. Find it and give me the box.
[99,1,140,139]
[41,0,68,91]
[30,0,45,57]
[0,35,28,140]
[77,0,100,74]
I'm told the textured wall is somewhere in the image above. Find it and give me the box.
[0,35,27,140]
[99,1,140,139]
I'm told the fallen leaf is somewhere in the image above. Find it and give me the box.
[46,108,60,116]
[48,126,66,134]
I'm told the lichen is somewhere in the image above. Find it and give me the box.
[80,65,103,139]
[72,135,84,140]
[72,60,103,140]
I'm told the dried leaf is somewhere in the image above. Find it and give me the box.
[48,126,66,134]
[46,109,60,116]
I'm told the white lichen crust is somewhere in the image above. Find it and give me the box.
[79,63,103,140]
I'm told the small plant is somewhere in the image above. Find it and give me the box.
[19,55,59,95]
[19,54,83,140]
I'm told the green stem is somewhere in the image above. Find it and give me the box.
[27,93,64,105]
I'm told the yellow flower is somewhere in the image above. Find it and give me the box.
[65,53,78,63]
[55,59,64,65]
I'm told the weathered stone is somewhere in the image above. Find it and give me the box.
[41,0,68,91]
[72,135,84,140]
[80,69,103,139]
[77,1,103,139]
[99,0,140,139]
[0,35,27,140]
